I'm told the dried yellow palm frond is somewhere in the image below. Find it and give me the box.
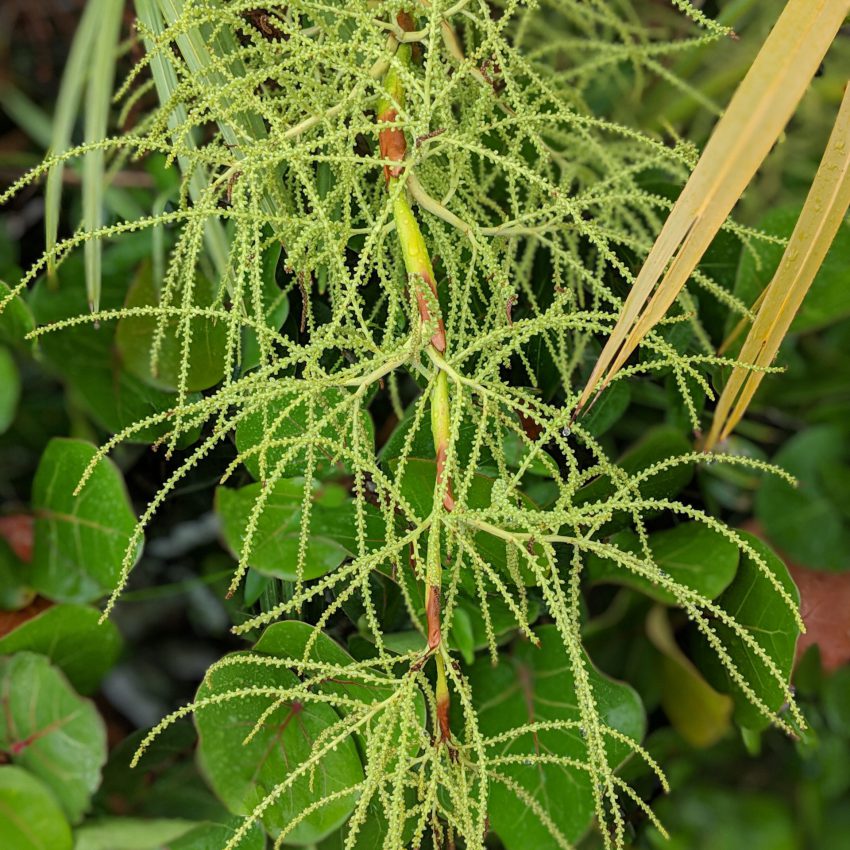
[575,0,850,416]
[704,82,850,450]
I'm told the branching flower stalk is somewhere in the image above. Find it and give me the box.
[0,1,813,847]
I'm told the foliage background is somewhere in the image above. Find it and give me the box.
[0,1,849,848]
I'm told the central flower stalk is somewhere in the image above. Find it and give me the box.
[379,11,453,747]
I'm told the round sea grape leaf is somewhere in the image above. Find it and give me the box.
[315,792,418,850]
[253,620,426,756]
[195,640,365,844]
[168,815,265,850]
[788,562,850,673]
[240,238,288,374]
[0,765,72,850]
[581,380,631,439]
[0,346,20,434]
[252,620,387,709]
[823,666,850,738]
[0,604,122,694]
[216,479,383,581]
[31,438,140,603]
[469,625,645,849]
[690,532,800,731]
[585,521,740,604]
[734,205,850,334]
[0,537,34,611]
[0,652,107,823]
[0,280,35,348]
[28,256,201,446]
[645,787,796,850]
[756,426,850,571]
[250,622,424,845]
[71,819,197,850]
[235,387,374,480]
[573,426,694,530]
[94,722,224,822]
[115,264,228,392]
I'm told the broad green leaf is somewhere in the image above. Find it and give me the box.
[646,605,732,748]
[646,788,796,850]
[450,606,475,664]
[253,621,426,755]
[0,604,122,694]
[216,480,382,581]
[574,426,694,511]
[72,819,197,850]
[501,430,553,477]
[241,238,288,373]
[0,766,72,850]
[586,522,739,604]
[0,347,20,434]
[195,641,364,843]
[734,209,850,336]
[0,280,35,346]
[29,245,201,444]
[469,624,645,848]
[95,722,224,822]
[0,652,107,823]
[823,666,850,737]
[372,630,423,656]
[755,426,850,571]
[0,537,34,611]
[168,816,265,850]
[253,620,377,697]
[32,438,139,603]
[581,380,631,438]
[235,387,373,480]
[316,796,411,850]
[115,264,228,392]
[691,533,800,730]
[249,625,420,848]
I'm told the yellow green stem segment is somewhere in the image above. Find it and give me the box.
[381,12,453,747]
[378,18,447,352]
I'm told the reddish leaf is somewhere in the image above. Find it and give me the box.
[0,514,33,562]
[742,520,850,672]
[0,597,52,639]
[787,563,850,673]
